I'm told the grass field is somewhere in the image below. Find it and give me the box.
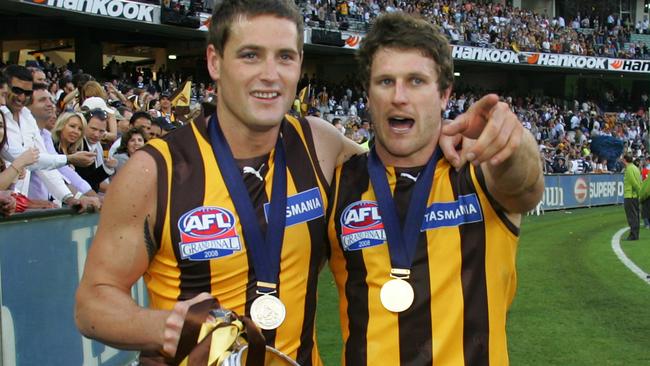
[316,205,650,365]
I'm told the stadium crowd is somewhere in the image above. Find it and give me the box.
[299,83,650,175]
[298,0,650,59]
[129,0,650,60]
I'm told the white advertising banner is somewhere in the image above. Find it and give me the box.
[22,0,161,24]
[451,45,650,73]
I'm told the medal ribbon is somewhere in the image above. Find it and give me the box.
[208,115,287,293]
[367,146,441,271]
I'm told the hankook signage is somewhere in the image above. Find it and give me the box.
[451,45,650,74]
[23,0,161,24]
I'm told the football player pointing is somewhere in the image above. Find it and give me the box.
[327,12,543,365]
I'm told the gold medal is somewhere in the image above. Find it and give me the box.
[250,294,286,330]
[380,278,414,312]
[380,269,414,312]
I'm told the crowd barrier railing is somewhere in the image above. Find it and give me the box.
[0,209,144,366]
[541,173,624,211]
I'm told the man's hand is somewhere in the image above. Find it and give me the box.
[442,94,523,167]
[67,151,97,167]
[0,191,16,216]
[65,195,102,213]
[438,123,476,169]
[162,293,215,357]
[105,157,118,169]
[14,147,40,171]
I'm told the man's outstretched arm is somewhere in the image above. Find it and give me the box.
[443,94,544,214]
[75,151,211,356]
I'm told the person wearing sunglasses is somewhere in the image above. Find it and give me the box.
[75,106,118,193]
[0,65,99,212]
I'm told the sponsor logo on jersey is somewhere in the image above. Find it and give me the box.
[264,187,325,227]
[340,200,386,251]
[177,206,241,261]
[421,194,483,230]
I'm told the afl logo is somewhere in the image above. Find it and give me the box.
[340,201,386,251]
[178,206,241,261]
[178,206,235,239]
[574,178,588,203]
[341,201,382,229]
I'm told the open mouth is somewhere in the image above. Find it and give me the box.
[388,117,415,133]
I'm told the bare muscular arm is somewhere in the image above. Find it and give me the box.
[306,116,367,184]
[75,151,168,350]
[75,150,213,356]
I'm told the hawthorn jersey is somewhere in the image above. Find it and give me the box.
[141,113,329,365]
[327,153,519,366]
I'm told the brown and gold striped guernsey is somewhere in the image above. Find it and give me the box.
[327,153,519,366]
[141,113,328,366]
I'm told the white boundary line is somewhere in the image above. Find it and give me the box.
[611,227,650,285]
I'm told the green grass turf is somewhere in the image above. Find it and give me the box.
[316,205,650,365]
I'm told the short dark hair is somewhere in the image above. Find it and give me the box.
[624,155,634,163]
[207,0,303,56]
[58,76,72,89]
[130,111,153,125]
[356,12,454,94]
[82,107,109,122]
[3,65,33,83]
[32,83,48,92]
[117,106,132,116]
[72,73,94,89]
[117,126,146,155]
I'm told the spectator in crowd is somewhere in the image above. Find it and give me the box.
[147,118,163,139]
[56,76,75,113]
[114,108,131,138]
[109,111,153,157]
[24,84,61,208]
[52,112,86,155]
[28,86,101,205]
[332,117,345,134]
[594,157,609,173]
[158,91,177,123]
[112,126,146,172]
[1,65,97,211]
[623,154,642,240]
[357,119,372,141]
[0,106,39,192]
[59,73,94,111]
[552,155,569,173]
[641,156,650,180]
[80,83,118,142]
[31,67,47,85]
[149,116,175,139]
[77,108,117,192]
